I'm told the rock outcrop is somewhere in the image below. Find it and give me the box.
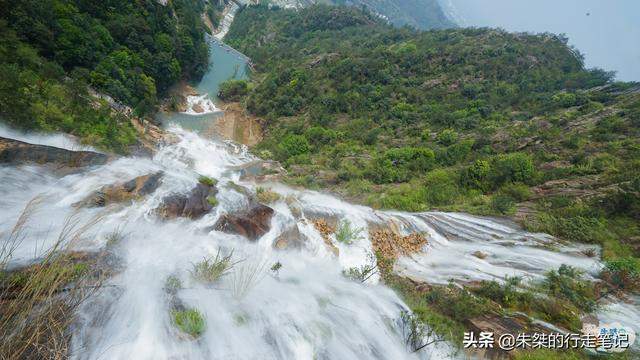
[0,137,108,169]
[213,202,274,241]
[159,182,218,219]
[274,224,305,250]
[370,229,428,259]
[311,219,339,256]
[77,172,163,207]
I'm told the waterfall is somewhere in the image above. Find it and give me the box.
[2,121,638,357]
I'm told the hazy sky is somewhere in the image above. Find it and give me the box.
[444,0,640,81]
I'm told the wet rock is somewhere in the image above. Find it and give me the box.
[236,159,285,182]
[159,182,218,219]
[472,250,489,259]
[370,229,428,259]
[311,219,339,256]
[213,202,274,241]
[274,224,305,250]
[78,172,163,207]
[0,137,108,169]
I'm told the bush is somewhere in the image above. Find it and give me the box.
[436,129,458,146]
[335,219,364,244]
[491,194,515,215]
[279,134,310,158]
[491,153,536,186]
[602,257,640,291]
[256,187,281,204]
[543,265,596,312]
[218,79,249,101]
[499,182,532,202]
[460,159,491,191]
[172,308,205,338]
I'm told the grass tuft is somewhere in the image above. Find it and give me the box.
[191,250,238,284]
[172,308,205,338]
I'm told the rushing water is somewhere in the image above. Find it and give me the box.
[2,123,638,357]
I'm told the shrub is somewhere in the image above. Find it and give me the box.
[304,126,337,146]
[436,129,458,146]
[543,265,596,312]
[218,79,249,101]
[499,182,532,202]
[461,159,492,192]
[279,134,310,158]
[602,257,640,291]
[172,308,205,338]
[256,187,281,204]
[335,219,364,244]
[491,153,535,186]
[491,194,515,215]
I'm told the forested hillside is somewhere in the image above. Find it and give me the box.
[330,0,454,29]
[0,0,209,151]
[226,4,640,274]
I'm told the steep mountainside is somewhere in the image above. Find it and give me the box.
[0,0,210,151]
[225,2,640,280]
[331,0,454,29]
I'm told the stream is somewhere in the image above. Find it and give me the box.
[0,27,638,360]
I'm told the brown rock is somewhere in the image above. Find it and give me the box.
[159,182,218,219]
[0,137,108,169]
[78,172,163,207]
[472,250,489,259]
[370,229,428,260]
[311,219,339,256]
[192,103,205,114]
[274,224,306,250]
[213,203,274,241]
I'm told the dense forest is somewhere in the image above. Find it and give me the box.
[225,5,640,352]
[0,0,210,151]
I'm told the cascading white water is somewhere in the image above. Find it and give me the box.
[182,94,221,115]
[1,124,638,357]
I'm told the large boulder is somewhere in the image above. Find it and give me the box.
[77,172,163,207]
[213,202,274,241]
[159,182,218,219]
[274,223,306,250]
[0,137,108,169]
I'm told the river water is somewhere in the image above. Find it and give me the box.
[0,31,638,360]
[156,36,249,134]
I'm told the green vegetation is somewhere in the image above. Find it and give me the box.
[198,175,218,187]
[165,275,183,295]
[334,219,364,244]
[602,257,640,292]
[206,195,218,207]
[218,79,250,101]
[172,308,205,338]
[191,250,237,284]
[473,266,598,331]
[1,0,209,151]
[225,5,640,267]
[255,187,281,204]
[1,200,101,359]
